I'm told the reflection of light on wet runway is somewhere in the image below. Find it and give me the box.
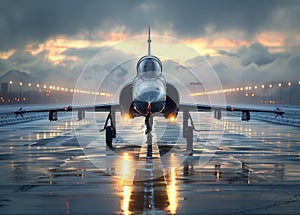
[121,152,134,182]
[115,153,135,214]
[121,185,132,215]
[167,167,178,214]
[1,110,300,214]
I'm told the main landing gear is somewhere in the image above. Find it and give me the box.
[101,110,198,151]
[100,111,116,148]
[183,111,200,152]
[101,111,154,148]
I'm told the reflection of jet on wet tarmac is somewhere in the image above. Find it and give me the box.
[14,27,285,150]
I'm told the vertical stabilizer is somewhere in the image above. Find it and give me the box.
[147,26,151,55]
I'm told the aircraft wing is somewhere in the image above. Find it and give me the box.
[179,103,285,121]
[14,104,120,121]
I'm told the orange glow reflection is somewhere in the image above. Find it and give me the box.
[121,185,132,215]
[122,113,131,122]
[117,153,134,214]
[121,153,133,180]
[167,168,178,214]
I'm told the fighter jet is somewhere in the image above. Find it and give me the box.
[15,27,284,148]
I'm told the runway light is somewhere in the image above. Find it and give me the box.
[288,82,292,87]
[278,83,282,87]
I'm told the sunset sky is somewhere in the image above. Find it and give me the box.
[0,0,299,87]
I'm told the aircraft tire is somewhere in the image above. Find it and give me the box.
[106,126,113,147]
[186,126,193,151]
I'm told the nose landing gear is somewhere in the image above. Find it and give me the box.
[145,114,153,135]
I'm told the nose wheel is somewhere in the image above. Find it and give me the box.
[145,114,153,135]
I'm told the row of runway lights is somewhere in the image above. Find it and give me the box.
[6,80,300,98]
[7,80,112,97]
[191,80,300,97]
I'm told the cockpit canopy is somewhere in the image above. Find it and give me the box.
[137,56,162,77]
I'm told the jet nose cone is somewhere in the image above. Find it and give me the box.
[133,91,166,115]
[133,100,166,115]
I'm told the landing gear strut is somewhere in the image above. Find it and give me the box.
[145,114,152,135]
[100,111,116,148]
[183,111,200,152]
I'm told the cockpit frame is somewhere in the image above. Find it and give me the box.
[136,55,162,78]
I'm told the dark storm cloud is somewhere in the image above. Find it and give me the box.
[62,47,100,59]
[287,50,300,76]
[211,46,300,85]
[218,43,289,67]
[0,0,142,50]
[237,43,277,67]
[162,0,300,36]
[217,50,238,58]
[1,0,300,51]
[1,0,299,87]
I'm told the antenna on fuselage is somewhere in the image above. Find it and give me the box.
[147,26,151,56]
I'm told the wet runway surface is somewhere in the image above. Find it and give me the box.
[0,113,299,214]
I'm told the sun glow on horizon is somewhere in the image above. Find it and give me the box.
[0,49,15,60]
[23,31,128,65]
[12,28,295,68]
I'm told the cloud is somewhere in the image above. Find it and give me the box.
[0,0,139,50]
[237,43,277,67]
[217,50,239,58]
[0,0,299,90]
[0,49,15,60]
[210,45,299,86]
[1,0,300,51]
